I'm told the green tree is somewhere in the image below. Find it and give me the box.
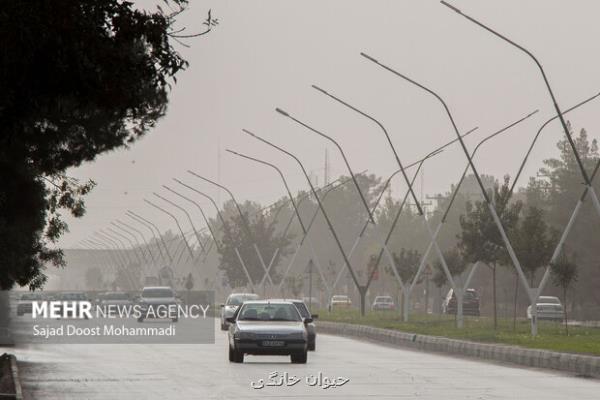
[432,247,466,287]
[217,200,295,288]
[389,248,423,284]
[526,126,600,317]
[0,1,213,289]
[458,176,523,329]
[511,206,557,329]
[550,251,579,335]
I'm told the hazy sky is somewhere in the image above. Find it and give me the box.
[62,0,600,248]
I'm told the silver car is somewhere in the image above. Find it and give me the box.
[527,296,564,321]
[220,293,259,330]
[137,286,179,323]
[227,300,310,364]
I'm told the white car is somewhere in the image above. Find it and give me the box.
[328,295,352,311]
[527,296,564,321]
[137,286,180,323]
[220,293,259,330]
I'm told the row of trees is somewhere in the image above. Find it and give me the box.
[212,126,596,329]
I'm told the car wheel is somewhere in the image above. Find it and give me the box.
[233,349,244,363]
[308,341,315,351]
[291,351,307,364]
[228,346,235,362]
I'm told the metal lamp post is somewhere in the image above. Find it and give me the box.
[187,172,279,292]
[126,211,173,265]
[275,108,375,224]
[173,179,257,292]
[144,198,195,262]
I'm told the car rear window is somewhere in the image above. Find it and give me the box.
[142,288,174,298]
[227,294,259,306]
[238,303,301,322]
[539,297,560,304]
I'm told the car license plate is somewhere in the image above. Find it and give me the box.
[262,340,284,347]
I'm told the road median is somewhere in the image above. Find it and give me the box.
[318,321,600,378]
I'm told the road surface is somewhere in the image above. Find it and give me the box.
[7,321,600,399]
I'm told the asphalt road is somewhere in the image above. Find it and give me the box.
[7,321,600,399]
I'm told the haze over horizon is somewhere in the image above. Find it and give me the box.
[61,0,600,248]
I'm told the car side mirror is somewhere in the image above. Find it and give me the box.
[225,317,236,324]
[303,317,313,324]
[311,314,319,320]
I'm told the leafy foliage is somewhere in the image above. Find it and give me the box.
[0,0,207,289]
[217,200,295,288]
[432,247,466,288]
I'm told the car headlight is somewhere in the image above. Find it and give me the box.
[286,332,305,340]
[234,331,256,340]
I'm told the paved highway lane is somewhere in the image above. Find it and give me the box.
[8,322,600,399]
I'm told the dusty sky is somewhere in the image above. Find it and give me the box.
[62,0,600,248]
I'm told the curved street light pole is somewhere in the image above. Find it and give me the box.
[126,211,173,265]
[144,199,195,262]
[162,185,220,257]
[509,92,600,197]
[85,239,120,271]
[275,108,375,224]
[114,219,158,268]
[441,1,592,186]
[360,51,534,330]
[310,83,472,309]
[100,230,137,267]
[153,192,207,258]
[172,179,256,292]
[91,236,135,289]
[330,149,444,295]
[81,240,113,273]
[226,147,330,298]
[242,129,369,313]
[95,231,131,266]
[107,225,146,267]
[186,172,277,288]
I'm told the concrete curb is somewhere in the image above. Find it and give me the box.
[317,321,600,378]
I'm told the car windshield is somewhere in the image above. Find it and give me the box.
[332,296,348,301]
[227,294,259,306]
[539,297,560,304]
[293,302,311,319]
[238,303,301,322]
[142,288,174,298]
[104,293,129,301]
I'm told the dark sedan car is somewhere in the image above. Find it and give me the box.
[443,288,480,316]
[227,300,310,364]
[270,299,317,351]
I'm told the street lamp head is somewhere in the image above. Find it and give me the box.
[360,52,378,63]
[225,149,241,157]
[311,84,328,95]
[440,1,462,14]
[275,107,290,117]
